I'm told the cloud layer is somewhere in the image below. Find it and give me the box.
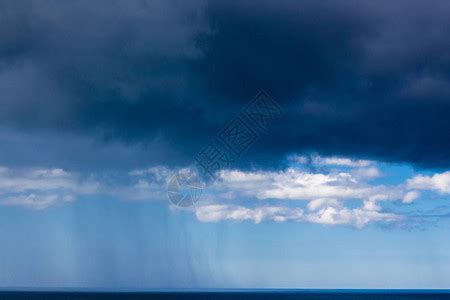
[2,155,445,228]
[0,166,98,209]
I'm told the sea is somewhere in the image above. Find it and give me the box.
[1,290,450,300]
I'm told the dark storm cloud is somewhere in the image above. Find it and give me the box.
[0,0,450,170]
[0,0,210,169]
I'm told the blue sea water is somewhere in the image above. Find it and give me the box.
[1,290,450,300]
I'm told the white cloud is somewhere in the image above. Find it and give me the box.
[129,166,172,181]
[0,166,99,209]
[0,165,178,209]
[216,168,405,203]
[352,167,381,179]
[2,194,59,210]
[314,157,372,167]
[403,190,420,203]
[194,205,304,224]
[307,198,341,211]
[190,160,427,228]
[2,156,448,230]
[362,200,381,211]
[407,171,450,194]
[305,206,401,229]
[193,203,401,228]
[0,167,98,193]
[292,154,373,167]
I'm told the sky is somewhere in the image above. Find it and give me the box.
[1,0,450,289]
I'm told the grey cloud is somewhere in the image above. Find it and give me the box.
[0,0,450,171]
